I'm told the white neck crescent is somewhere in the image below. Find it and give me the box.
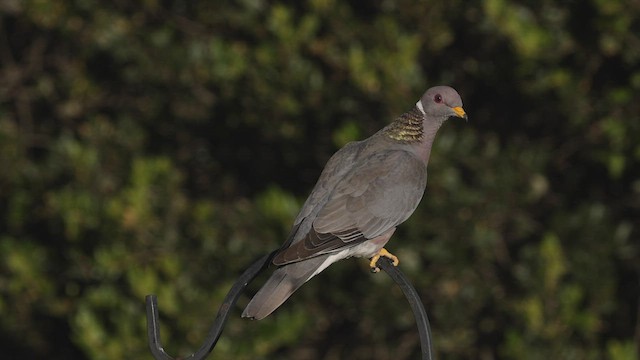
[416,100,426,115]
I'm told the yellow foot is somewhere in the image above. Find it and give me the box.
[369,248,399,273]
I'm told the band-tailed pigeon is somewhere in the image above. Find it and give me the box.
[243,86,467,320]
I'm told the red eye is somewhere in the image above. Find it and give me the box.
[434,94,443,103]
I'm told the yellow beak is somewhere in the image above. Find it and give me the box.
[452,106,468,120]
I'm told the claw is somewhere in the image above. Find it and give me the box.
[369,248,399,273]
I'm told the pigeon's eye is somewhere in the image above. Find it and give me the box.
[434,94,443,103]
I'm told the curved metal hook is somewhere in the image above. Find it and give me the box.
[145,250,277,360]
[145,253,434,360]
[377,257,434,360]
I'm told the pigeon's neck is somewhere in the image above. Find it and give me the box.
[383,106,443,164]
[384,107,425,143]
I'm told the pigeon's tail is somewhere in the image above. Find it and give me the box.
[242,255,330,320]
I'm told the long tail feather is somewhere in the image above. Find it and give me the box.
[242,255,329,320]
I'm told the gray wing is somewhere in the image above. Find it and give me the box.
[292,140,364,225]
[273,150,427,265]
[274,140,364,252]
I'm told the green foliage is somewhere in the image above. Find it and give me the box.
[1,0,639,359]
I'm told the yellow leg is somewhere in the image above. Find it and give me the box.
[369,248,399,273]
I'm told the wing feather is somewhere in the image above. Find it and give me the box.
[274,150,427,265]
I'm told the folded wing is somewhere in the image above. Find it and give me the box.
[274,150,427,265]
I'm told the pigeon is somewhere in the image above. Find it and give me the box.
[242,86,467,320]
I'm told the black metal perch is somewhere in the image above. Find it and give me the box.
[145,251,434,360]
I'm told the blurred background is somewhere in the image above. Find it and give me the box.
[1,1,639,359]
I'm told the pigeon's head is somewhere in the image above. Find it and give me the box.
[418,86,467,122]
